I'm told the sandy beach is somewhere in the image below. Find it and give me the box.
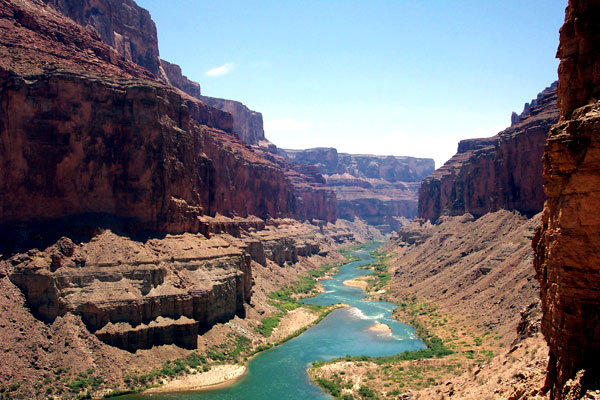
[367,321,392,334]
[343,278,369,291]
[145,364,247,393]
[270,308,319,341]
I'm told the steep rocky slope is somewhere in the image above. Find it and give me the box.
[38,0,337,222]
[419,83,559,221]
[280,147,435,230]
[0,216,375,397]
[533,1,600,398]
[0,0,339,237]
[385,210,541,346]
[42,0,165,79]
[311,211,548,400]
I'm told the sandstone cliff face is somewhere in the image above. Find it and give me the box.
[9,232,252,352]
[160,59,201,99]
[43,0,164,80]
[280,148,434,230]
[283,147,435,182]
[419,83,559,222]
[199,95,267,146]
[0,0,306,236]
[533,1,600,397]
[256,150,338,222]
[41,0,337,223]
[46,0,271,149]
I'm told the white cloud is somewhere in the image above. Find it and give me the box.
[205,63,235,77]
[265,118,312,132]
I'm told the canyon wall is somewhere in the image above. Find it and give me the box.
[0,0,341,361]
[199,95,267,146]
[43,0,165,80]
[533,1,600,397]
[0,0,339,238]
[280,148,434,230]
[158,61,268,147]
[160,59,201,99]
[418,83,559,221]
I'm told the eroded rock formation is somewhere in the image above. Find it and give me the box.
[160,59,201,98]
[199,95,267,146]
[280,148,434,231]
[43,0,165,79]
[6,218,334,352]
[533,1,600,397]
[418,83,559,222]
[0,0,339,357]
[0,0,334,237]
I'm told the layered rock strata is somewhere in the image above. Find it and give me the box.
[0,0,319,237]
[199,95,267,146]
[160,59,201,98]
[385,210,541,345]
[43,0,165,79]
[418,83,559,221]
[6,216,335,352]
[533,1,600,397]
[280,148,434,230]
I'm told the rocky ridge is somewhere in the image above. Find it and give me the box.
[418,82,559,221]
[533,0,600,398]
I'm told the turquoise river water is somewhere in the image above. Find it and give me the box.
[127,243,425,399]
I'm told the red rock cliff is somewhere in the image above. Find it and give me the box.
[533,1,600,398]
[199,95,267,146]
[419,83,559,221]
[41,0,337,223]
[43,0,165,79]
[280,147,434,230]
[0,0,299,234]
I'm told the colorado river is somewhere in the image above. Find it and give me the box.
[129,243,425,399]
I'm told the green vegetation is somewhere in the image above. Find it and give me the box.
[358,385,375,398]
[315,377,342,398]
[267,254,358,313]
[103,389,138,398]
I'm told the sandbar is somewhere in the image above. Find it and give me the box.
[343,279,368,291]
[145,364,246,393]
[368,321,392,334]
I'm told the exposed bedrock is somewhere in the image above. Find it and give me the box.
[160,59,201,99]
[0,0,320,232]
[7,219,328,352]
[43,0,165,79]
[279,148,434,226]
[8,232,253,352]
[418,83,559,221]
[0,68,306,232]
[199,95,266,146]
[533,1,600,397]
[281,147,435,182]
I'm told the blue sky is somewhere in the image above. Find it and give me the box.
[138,0,567,168]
